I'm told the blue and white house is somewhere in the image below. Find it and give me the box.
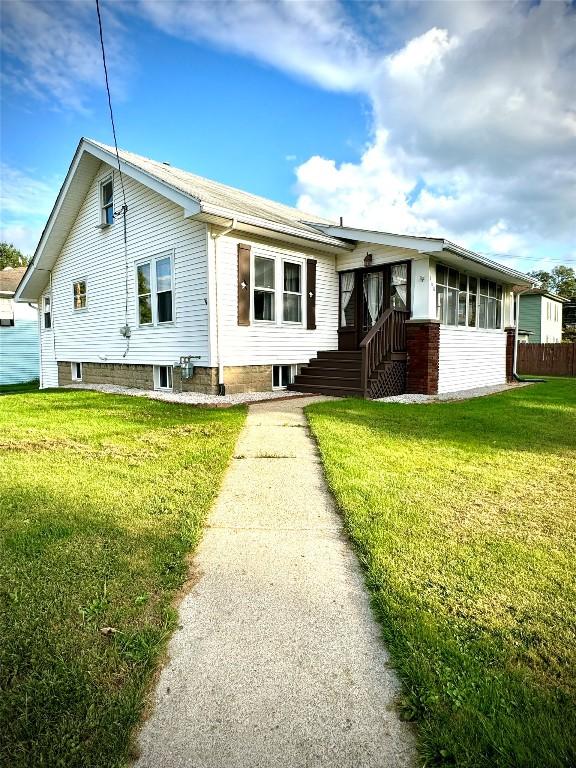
[0,266,39,385]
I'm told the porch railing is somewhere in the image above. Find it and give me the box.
[360,309,410,396]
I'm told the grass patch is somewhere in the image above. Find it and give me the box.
[306,380,576,768]
[0,388,244,767]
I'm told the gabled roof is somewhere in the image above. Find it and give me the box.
[16,136,535,301]
[519,288,569,302]
[0,266,26,295]
[88,139,338,238]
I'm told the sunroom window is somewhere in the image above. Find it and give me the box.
[436,263,502,329]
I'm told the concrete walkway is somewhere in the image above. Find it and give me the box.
[134,397,416,768]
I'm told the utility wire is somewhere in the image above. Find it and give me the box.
[95,0,127,208]
[95,0,130,353]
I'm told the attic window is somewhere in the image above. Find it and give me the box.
[101,178,114,226]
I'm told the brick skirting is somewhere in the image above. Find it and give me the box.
[405,320,440,395]
[57,361,274,395]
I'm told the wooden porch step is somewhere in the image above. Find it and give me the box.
[294,374,362,389]
[316,350,362,360]
[288,382,364,398]
[308,357,361,370]
[299,366,361,380]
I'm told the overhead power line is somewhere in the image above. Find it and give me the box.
[95,0,130,351]
[95,0,127,209]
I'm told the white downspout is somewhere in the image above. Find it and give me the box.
[210,219,236,395]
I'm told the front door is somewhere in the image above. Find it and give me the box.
[338,262,409,350]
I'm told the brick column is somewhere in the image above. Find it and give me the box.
[406,320,440,394]
[505,327,516,382]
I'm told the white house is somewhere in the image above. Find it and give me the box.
[16,138,535,397]
[0,266,39,386]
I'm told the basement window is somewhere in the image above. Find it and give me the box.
[154,365,173,391]
[71,362,83,382]
[272,364,295,389]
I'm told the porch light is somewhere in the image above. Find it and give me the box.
[364,253,373,267]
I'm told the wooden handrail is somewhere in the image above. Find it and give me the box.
[360,308,410,395]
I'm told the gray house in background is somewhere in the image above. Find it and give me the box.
[518,289,567,343]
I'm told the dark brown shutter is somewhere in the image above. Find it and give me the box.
[237,243,251,326]
[306,259,317,330]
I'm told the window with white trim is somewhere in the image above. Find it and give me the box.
[154,365,173,390]
[0,297,14,327]
[71,362,82,381]
[136,253,174,326]
[254,256,275,321]
[272,364,296,389]
[73,280,86,310]
[43,295,52,329]
[100,178,114,226]
[282,261,302,323]
[436,263,502,329]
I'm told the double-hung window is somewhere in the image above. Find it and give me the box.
[137,253,174,326]
[73,280,86,310]
[101,178,114,226]
[254,256,275,321]
[282,261,302,323]
[43,295,52,329]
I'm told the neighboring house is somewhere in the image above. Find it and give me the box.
[518,289,568,343]
[0,266,39,385]
[16,138,535,397]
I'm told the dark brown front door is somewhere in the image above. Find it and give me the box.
[338,262,410,350]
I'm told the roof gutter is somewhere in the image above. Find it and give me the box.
[199,203,350,250]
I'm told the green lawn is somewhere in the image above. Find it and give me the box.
[0,389,245,767]
[306,380,576,768]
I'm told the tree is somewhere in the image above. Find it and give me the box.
[528,265,576,298]
[0,242,29,270]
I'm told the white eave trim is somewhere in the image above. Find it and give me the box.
[194,203,352,250]
[306,224,444,253]
[308,223,535,285]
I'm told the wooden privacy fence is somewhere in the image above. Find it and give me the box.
[518,343,576,376]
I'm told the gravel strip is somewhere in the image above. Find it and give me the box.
[62,382,307,407]
[375,381,533,404]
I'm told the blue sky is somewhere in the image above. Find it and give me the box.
[1,0,575,273]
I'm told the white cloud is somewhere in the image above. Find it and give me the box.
[134,0,576,268]
[0,165,59,256]
[1,0,128,112]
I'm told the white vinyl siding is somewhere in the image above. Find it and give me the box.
[38,162,210,378]
[213,234,338,366]
[438,327,506,393]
